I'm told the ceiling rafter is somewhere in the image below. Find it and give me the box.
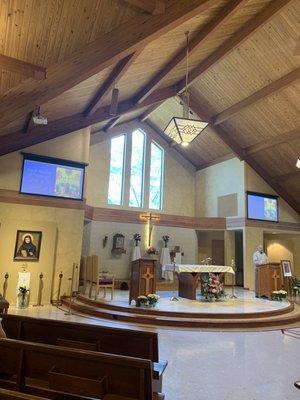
[273,171,299,182]
[0,0,218,129]
[245,128,300,155]
[134,0,247,105]
[123,0,165,15]
[176,0,293,93]
[188,94,300,214]
[84,50,142,117]
[0,87,176,157]
[0,54,46,79]
[211,68,300,125]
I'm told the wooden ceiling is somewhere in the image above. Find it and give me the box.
[0,0,299,213]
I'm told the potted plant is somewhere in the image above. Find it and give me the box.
[136,295,149,307]
[18,286,30,309]
[162,235,170,248]
[147,294,159,307]
[133,233,141,247]
[271,290,287,301]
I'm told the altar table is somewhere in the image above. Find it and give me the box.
[162,264,235,300]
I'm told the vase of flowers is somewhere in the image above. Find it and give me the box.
[271,290,287,301]
[146,247,158,259]
[201,273,224,301]
[147,294,159,307]
[133,233,141,247]
[18,286,29,309]
[162,235,170,248]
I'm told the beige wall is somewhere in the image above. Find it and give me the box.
[86,130,196,217]
[84,220,198,280]
[0,129,89,304]
[195,158,245,218]
[245,164,300,223]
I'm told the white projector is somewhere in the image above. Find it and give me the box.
[33,114,48,125]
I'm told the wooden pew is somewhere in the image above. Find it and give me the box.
[0,338,158,400]
[0,388,48,400]
[2,314,167,392]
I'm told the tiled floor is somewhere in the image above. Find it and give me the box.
[7,295,300,400]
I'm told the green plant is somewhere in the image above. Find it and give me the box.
[147,293,159,306]
[18,286,29,295]
[136,295,149,307]
[271,290,287,301]
[292,276,300,295]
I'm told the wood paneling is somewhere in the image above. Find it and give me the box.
[124,0,165,15]
[226,217,300,231]
[0,54,46,79]
[86,205,226,230]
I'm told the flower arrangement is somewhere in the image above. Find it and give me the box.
[201,273,224,301]
[136,294,160,307]
[133,233,141,246]
[18,286,29,309]
[18,286,29,295]
[271,290,287,301]
[146,246,157,255]
[162,235,170,248]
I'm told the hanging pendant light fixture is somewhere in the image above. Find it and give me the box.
[164,32,208,147]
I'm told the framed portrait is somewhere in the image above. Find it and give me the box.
[13,230,42,262]
[281,260,292,277]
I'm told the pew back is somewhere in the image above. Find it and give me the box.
[2,314,159,362]
[0,338,153,400]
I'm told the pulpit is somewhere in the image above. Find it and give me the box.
[129,258,156,304]
[256,263,282,299]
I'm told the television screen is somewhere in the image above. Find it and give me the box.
[247,191,278,222]
[20,154,86,200]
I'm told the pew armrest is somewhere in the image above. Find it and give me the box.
[153,360,168,379]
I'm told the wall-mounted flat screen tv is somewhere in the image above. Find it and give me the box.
[247,191,279,222]
[20,153,87,200]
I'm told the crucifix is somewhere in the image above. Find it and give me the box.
[140,213,160,247]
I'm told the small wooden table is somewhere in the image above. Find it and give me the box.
[162,264,235,300]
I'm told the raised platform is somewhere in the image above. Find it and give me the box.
[62,289,300,330]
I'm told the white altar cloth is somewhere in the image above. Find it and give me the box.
[162,264,235,275]
[160,248,173,281]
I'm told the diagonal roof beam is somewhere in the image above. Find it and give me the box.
[135,0,247,104]
[0,86,176,157]
[245,128,300,155]
[84,50,142,117]
[211,68,300,125]
[0,0,218,128]
[123,0,165,15]
[176,0,293,93]
[0,54,46,79]
[274,171,299,182]
[189,94,300,214]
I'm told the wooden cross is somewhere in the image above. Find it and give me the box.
[140,212,160,246]
[272,270,280,291]
[142,267,154,294]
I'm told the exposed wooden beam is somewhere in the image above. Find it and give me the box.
[104,116,122,131]
[124,0,165,15]
[0,87,176,157]
[274,171,299,182]
[245,128,300,155]
[294,36,300,56]
[0,0,218,128]
[176,0,293,92]
[189,94,300,214]
[23,111,34,134]
[135,0,247,104]
[0,54,46,79]
[211,68,300,125]
[84,51,141,117]
[141,121,197,173]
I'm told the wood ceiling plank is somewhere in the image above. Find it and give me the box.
[123,0,165,15]
[189,94,300,214]
[176,0,293,92]
[0,0,218,128]
[84,50,142,117]
[0,54,46,79]
[245,128,300,155]
[135,0,247,104]
[211,68,300,125]
[274,171,299,182]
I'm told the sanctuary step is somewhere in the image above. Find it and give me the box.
[62,295,300,330]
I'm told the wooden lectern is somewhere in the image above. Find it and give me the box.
[129,258,156,304]
[256,263,281,299]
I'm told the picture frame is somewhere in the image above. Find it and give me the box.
[281,260,292,277]
[13,230,42,262]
